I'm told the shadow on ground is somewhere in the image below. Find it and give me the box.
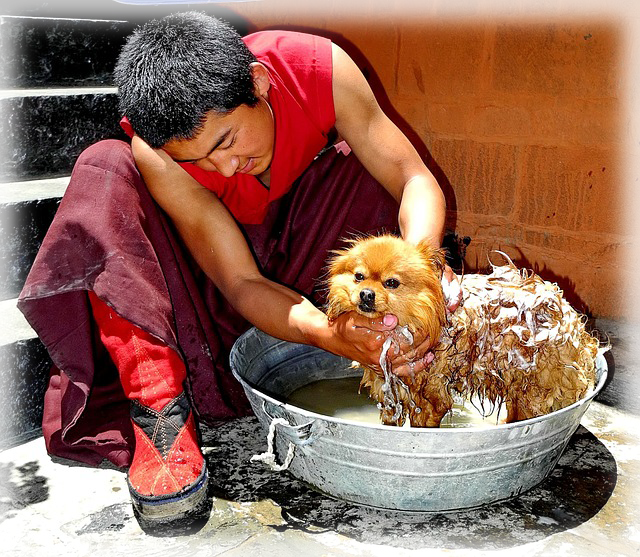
[0,461,49,524]
[203,417,616,551]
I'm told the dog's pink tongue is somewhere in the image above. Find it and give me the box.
[383,314,397,327]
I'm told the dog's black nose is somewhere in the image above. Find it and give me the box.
[360,289,376,305]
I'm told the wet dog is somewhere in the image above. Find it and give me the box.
[326,234,600,427]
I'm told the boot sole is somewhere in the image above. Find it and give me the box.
[128,465,211,528]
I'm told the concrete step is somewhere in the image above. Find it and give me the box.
[0,14,127,450]
[0,296,36,344]
[0,297,51,449]
[0,14,132,449]
[0,15,134,89]
[0,174,68,204]
[2,2,254,32]
[1,87,124,182]
[0,176,68,300]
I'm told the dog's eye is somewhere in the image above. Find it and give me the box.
[384,278,400,289]
[354,272,365,282]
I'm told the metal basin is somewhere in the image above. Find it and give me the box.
[229,327,608,512]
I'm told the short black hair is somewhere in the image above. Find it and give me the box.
[114,11,258,148]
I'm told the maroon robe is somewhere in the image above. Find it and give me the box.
[17,139,399,468]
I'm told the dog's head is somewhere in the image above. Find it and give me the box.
[326,235,447,345]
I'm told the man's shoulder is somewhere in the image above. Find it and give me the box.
[243,29,332,61]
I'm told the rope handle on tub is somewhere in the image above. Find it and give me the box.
[250,417,295,472]
[259,400,325,446]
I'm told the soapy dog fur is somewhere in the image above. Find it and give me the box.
[326,234,600,427]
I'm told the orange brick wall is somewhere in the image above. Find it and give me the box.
[223,6,626,318]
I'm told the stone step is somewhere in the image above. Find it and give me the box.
[0,15,134,89]
[2,3,253,32]
[0,297,36,344]
[0,297,51,449]
[0,174,68,204]
[0,176,68,301]
[0,87,125,182]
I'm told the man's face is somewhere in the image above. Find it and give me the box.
[162,98,275,179]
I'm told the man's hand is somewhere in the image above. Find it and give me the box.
[327,311,400,373]
[327,311,440,378]
[385,326,436,377]
[361,264,461,378]
[388,264,461,376]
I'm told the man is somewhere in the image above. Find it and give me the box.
[19,11,459,531]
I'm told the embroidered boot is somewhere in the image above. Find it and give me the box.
[89,292,211,532]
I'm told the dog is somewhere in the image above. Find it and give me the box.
[326,234,601,427]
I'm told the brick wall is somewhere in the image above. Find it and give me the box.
[227,7,627,319]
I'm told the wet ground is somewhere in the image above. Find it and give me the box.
[1,318,639,556]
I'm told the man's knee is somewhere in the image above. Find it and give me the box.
[75,139,138,179]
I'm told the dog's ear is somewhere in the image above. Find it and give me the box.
[326,234,369,275]
[327,247,350,276]
[416,241,447,277]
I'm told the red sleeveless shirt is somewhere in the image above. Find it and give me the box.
[121,30,335,224]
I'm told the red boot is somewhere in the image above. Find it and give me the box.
[89,292,210,531]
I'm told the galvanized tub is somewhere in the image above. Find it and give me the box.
[229,327,608,512]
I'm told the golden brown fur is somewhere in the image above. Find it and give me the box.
[326,234,600,427]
